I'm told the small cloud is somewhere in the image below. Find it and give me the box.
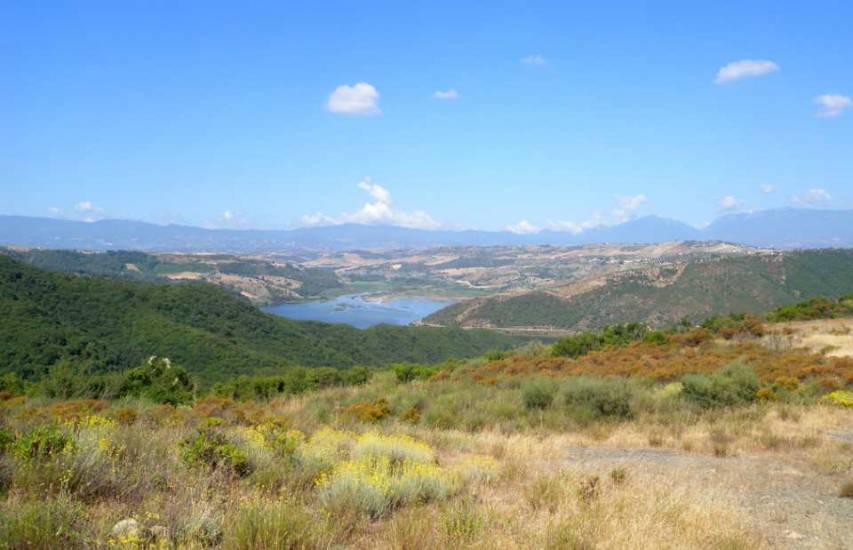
[433,89,459,100]
[715,59,779,84]
[222,210,234,221]
[326,82,381,116]
[301,178,440,230]
[613,194,647,221]
[301,212,337,226]
[521,54,547,66]
[74,200,105,221]
[759,184,776,194]
[815,94,851,118]
[48,206,63,216]
[718,195,744,211]
[506,220,541,234]
[792,188,832,207]
[548,212,606,235]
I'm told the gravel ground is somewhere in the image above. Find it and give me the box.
[562,439,853,549]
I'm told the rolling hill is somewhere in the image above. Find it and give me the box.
[425,249,853,331]
[0,256,518,383]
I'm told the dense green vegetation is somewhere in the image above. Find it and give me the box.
[0,256,518,385]
[427,249,853,330]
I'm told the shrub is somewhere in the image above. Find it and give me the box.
[317,455,453,518]
[352,432,435,465]
[821,390,853,408]
[0,496,91,548]
[552,324,648,358]
[840,481,853,498]
[0,426,12,453]
[117,356,195,405]
[522,378,558,410]
[12,424,72,461]
[224,498,315,549]
[453,455,500,486]
[393,363,440,383]
[296,428,353,478]
[563,377,638,421]
[179,428,252,477]
[345,398,391,423]
[681,364,759,408]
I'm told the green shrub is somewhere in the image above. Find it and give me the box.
[12,424,72,461]
[681,364,759,408]
[224,498,315,549]
[180,428,252,477]
[552,324,648,358]
[0,426,13,453]
[563,377,638,421]
[116,356,195,405]
[522,378,557,410]
[0,496,91,549]
[393,363,440,383]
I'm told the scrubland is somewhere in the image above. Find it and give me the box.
[1,319,852,549]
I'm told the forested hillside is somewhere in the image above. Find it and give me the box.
[427,249,853,330]
[0,257,516,383]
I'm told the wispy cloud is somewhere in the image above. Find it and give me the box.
[613,194,647,222]
[301,178,439,230]
[506,220,541,234]
[74,200,105,222]
[815,94,851,118]
[548,212,605,235]
[549,194,646,234]
[759,184,776,194]
[718,195,744,211]
[714,59,779,84]
[433,89,459,100]
[521,54,547,67]
[326,82,381,115]
[792,188,831,207]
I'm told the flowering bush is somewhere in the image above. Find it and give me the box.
[821,390,853,408]
[352,432,435,465]
[317,454,453,518]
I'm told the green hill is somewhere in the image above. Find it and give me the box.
[0,256,517,383]
[426,249,853,330]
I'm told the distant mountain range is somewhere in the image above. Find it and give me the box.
[0,208,850,252]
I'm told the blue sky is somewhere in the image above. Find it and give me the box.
[3,1,851,233]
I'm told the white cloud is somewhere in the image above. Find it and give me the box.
[73,200,105,221]
[792,188,832,207]
[326,82,381,116]
[718,195,744,211]
[548,213,604,235]
[506,220,541,234]
[222,210,234,221]
[759,184,776,194]
[521,54,546,66]
[815,94,851,118]
[301,178,439,230]
[433,89,459,100]
[714,60,779,84]
[48,206,63,216]
[613,194,647,221]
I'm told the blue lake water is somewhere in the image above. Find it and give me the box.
[262,294,454,329]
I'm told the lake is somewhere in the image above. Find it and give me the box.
[262,294,454,329]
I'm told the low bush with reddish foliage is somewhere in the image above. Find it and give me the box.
[453,340,853,388]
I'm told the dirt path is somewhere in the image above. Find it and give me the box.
[561,443,853,549]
